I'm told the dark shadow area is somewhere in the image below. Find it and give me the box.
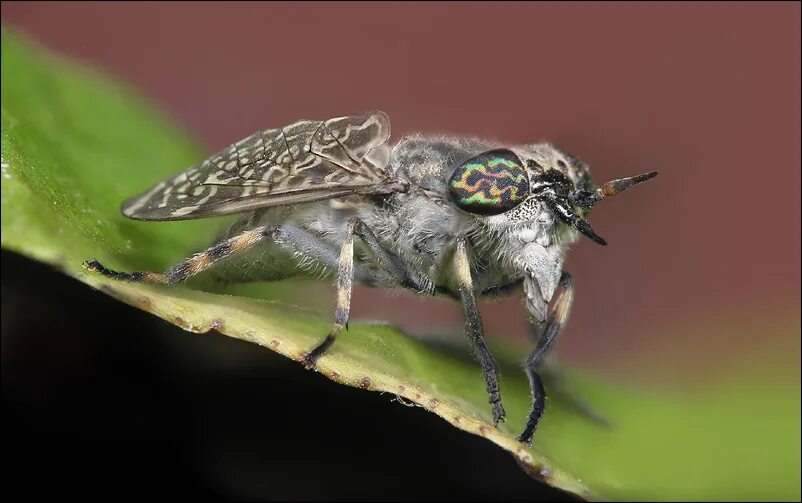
[2,250,576,501]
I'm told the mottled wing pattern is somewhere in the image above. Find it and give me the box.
[122,111,393,221]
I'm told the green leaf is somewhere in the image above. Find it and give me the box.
[2,29,799,501]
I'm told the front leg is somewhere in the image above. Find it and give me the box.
[453,237,506,426]
[518,272,574,445]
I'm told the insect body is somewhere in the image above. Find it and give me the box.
[84,111,657,444]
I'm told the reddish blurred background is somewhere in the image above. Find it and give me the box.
[5,1,797,376]
[2,1,799,498]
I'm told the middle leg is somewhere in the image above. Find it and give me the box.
[301,217,432,368]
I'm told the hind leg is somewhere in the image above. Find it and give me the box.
[84,226,278,285]
[85,222,390,287]
[85,220,426,370]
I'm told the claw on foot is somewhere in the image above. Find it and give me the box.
[301,353,319,370]
[517,433,534,446]
[302,335,335,370]
[82,259,127,279]
[83,259,101,271]
[492,401,507,426]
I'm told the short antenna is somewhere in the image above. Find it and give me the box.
[571,170,659,209]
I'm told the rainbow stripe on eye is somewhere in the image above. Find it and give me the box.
[448,149,530,215]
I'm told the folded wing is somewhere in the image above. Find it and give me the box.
[122,111,394,221]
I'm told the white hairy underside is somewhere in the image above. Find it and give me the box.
[479,204,574,323]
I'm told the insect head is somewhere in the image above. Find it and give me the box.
[448,148,658,246]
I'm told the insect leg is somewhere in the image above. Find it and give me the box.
[301,218,359,368]
[454,237,506,426]
[83,227,277,285]
[478,279,524,299]
[518,272,573,445]
[348,218,433,293]
[300,217,432,368]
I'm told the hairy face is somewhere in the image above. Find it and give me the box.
[480,143,593,240]
[466,144,593,321]
[479,196,573,322]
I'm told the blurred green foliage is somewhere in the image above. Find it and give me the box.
[2,29,799,501]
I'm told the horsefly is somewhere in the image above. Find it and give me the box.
[84,111,657,444]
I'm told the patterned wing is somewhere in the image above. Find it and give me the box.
[122,111,394,221]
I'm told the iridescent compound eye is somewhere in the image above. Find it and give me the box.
[448,149,530,215]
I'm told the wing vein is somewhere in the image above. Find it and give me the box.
[122,111,394,221]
